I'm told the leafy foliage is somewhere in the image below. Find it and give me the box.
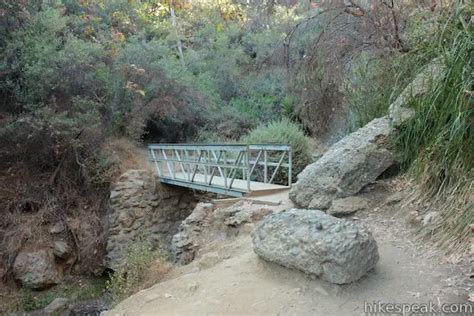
[0,0,307,283]
[241,118,312,182]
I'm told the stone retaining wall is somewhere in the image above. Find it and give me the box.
[105,169,197,268]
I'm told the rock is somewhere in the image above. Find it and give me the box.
[214,201,273,226]
[252,209,379,284]
[110,189,121,200]
[422,211,440,228]
[68,298,108,315]
[197,251,222,270]
[171,203,215,264]
[49,222,66,234]
[186,203,214,224]
[389,61,445,127]
[53,240,72,259]
[289,117,394,209]
[117,211,135,228]
[13,249,62,289]
[388,104,415,128]
[385,191,405,205]
[44,297,69,315]
[327,196,369,217]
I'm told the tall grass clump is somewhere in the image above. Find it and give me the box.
[241,118,313,183]
[395,3,473,253]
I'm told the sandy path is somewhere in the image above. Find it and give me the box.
[109,188,469,316]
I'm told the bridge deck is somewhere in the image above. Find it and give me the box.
[159,172,289,197]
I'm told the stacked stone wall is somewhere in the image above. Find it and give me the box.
[106,170,197,268]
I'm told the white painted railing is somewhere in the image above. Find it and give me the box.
[148,144,292,196]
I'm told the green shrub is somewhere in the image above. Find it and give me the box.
[199,106,258,142]
[281,95,297,120]
[241,118,312,183]
[194,130,229,143]
[16,277,106,313]
[19,288,55,312]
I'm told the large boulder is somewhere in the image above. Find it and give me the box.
[171,203,215,264]
[13,249,62,289]
[289,117,394,209]
[252,209,379,284]
[389,61,445,127]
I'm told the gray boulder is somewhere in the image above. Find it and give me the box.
[327,196,369,217]
[13,249,62,289]
[289,117,394,209]
[171,203,215,264]
[252,209,379,284]
[389,61,445,127]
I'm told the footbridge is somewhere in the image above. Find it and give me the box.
[148,144,292,197]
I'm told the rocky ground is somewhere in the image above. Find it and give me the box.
[108,179,472,316]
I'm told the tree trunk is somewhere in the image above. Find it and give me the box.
[169,1,185,67]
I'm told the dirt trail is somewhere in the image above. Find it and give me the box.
[109,184,469,316]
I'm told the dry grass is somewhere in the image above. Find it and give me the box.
[106,238,172,306]
[398,175,473,256]
[0,279,20,313]
[101,137,149,182]
[421,177,473,255]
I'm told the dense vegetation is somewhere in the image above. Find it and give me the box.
[0,0,472,311]
[241,118,312,180]
[394,6,473,252]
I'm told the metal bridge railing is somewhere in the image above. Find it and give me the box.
[148,143,292,196]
